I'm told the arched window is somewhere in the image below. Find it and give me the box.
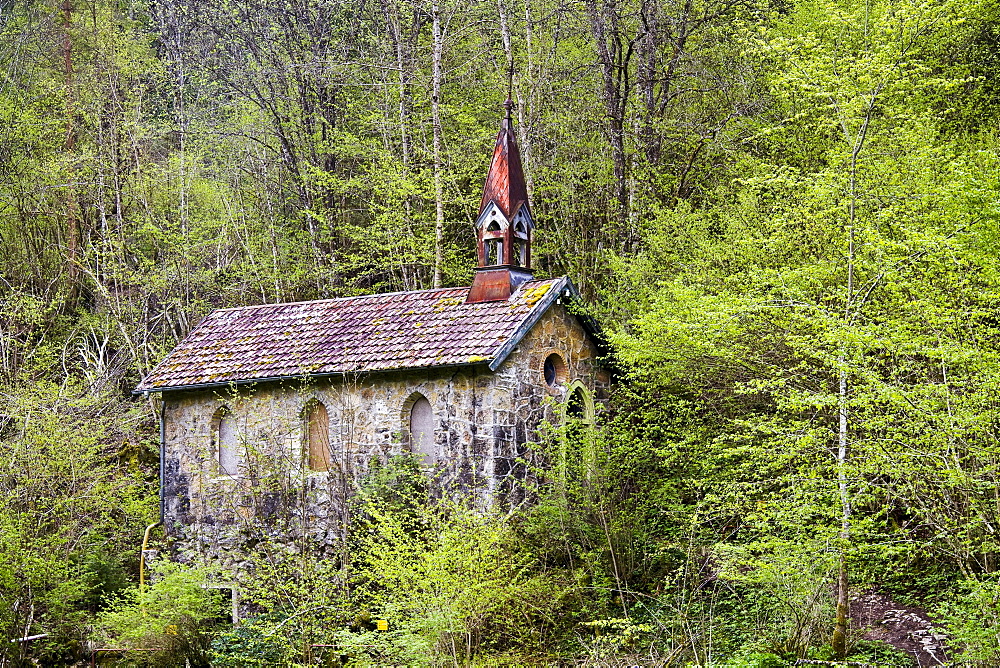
[485,222,503,265]
[565,382,595,424]
[212,407,240,476]
[304,401,330,472]
[567,388,587,419]
[513,222,528,267]
[564,384,595,485]
[408,395,435,466]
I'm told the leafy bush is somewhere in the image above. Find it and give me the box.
[346,459,574,664]
[938,576,1000,667]
[94,561,225,667]
[210,613,291,667]
[847,639,916,667]
[736,653,791,668]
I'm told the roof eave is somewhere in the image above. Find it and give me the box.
[486,277,608,372]
[132,360,494,395]
[487,276,570,371]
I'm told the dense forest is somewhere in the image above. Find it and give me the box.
[2,0,1000,664]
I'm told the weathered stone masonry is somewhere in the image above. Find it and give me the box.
[161,303,609,561]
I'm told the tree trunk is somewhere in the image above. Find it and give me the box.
[584,0,630,229]
[833,108,865,657]
[497,0,534,200]
[497,0,514,96]
[382,0,411,168]
[637,0,658,165]
[382,0,416,290]
[833,359,850,658]
[431,0,444,289]
[63,0,79,303]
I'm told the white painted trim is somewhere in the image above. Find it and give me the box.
[475,201,510,229]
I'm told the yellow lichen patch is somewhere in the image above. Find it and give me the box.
[433,296,465,311]
[520,283,552,307]
[467,355,488,363]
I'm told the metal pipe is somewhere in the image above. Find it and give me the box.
[139,398,166,616]
[139,520,160,615]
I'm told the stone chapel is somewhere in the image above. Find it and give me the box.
[136,105,609,553]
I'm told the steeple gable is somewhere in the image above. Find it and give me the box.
[479,101,531,223]
[467,101,534,303]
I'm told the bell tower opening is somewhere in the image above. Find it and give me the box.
[485,221,504,266]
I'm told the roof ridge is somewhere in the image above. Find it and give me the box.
[211,284,472,313]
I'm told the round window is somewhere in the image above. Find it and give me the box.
[543,353,566,387]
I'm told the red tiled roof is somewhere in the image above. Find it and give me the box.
[136,278,566,392]
[479,116,530,219]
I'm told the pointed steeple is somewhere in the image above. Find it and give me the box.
[479,100,531,223]
[467,101,534,303]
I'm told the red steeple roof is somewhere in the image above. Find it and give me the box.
[479,102,530,219]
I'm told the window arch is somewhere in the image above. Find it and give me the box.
[211,407,240,476]
[407,394,435,466]
[565,382,595,423]
[513,222,528,266]
[485,221,503,265]
[304,400,331,472]
[513,240,526,267]
[563,383,596,486]
[567,388,586,418]
[543,352,567,387]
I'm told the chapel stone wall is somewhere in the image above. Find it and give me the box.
[160,302,607,565]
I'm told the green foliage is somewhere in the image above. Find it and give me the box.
[846,639,917,667]
[737,653,791,668]
[345,464,573,664]
[94,561,225,667]
[937,575,1000,666]
[2,0,1000,663]
[210,613,290,667]
[0,381,156,664]
[715,541,836,657]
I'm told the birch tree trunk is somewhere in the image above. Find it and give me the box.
[62,0,79,302]
[521,0,535,197]
[832,80,877,661]
[833,346,851,657]
[431,0,444,289]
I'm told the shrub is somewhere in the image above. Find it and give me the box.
[94,561,225,667]
[937,576,1000,667]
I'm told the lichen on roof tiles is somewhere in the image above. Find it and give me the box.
[136,278,564,391]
